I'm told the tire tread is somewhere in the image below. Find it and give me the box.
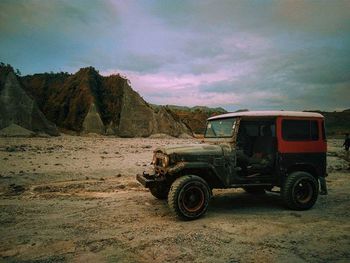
[282,171,318,210]
[168,175,209,220]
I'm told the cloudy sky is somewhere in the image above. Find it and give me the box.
[0,0,349,111]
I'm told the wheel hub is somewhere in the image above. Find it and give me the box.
[183,186,205,212]
[295,179,313,204]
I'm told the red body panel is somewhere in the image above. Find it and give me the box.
[276,116,327,154]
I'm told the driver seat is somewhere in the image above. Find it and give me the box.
[248,126,276,173]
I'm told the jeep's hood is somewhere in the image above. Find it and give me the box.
[155,144,224,156]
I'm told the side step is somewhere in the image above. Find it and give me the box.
[228,183,273,188]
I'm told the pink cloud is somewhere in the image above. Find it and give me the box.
[103,60,254,93]
[103,69,233,92]
[221,34,271,53]
[102,68,285,108]
[102,60,263,107]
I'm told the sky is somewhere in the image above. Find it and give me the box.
[0,0,349,111]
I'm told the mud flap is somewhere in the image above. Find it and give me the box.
[319,177,328,195]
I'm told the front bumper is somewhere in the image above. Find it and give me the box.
[136,172,164,188]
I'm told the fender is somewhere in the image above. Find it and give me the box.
[285,162,319,178]
[278,152,326,179]
[167,161,227,187]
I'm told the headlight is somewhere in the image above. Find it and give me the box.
[151,153,157,165]
[162,155,169,167]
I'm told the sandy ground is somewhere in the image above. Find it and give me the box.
[0,135,349,263]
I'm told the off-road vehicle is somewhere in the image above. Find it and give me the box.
[137,111,328,220]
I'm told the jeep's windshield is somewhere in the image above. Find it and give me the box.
[205,118,236,138]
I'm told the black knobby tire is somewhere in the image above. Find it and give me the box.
[149,183,170,200]
[168,175,210,220]
[243,186,266,194]
[282,171,319,210]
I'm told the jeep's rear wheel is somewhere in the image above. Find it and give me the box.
[243,186,266,194]
[168,175,210,220]
[282,171,319,210]
[149,183,170,200]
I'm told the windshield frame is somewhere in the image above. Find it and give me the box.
[204,117,237,138]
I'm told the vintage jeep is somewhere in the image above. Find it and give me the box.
[136,111,328,220]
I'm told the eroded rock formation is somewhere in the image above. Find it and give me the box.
[82,103,105,134]
[21,67,192,137]
[154,105,227,135]
[0,66,59,136]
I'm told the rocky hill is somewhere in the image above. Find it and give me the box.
[164,106,350,136]
[20,67,191,137]
[305,110,350,136]
[2,63,347,137]
[0,65,59,136]
[151,105,227,135]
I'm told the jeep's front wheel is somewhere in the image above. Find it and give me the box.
[282,171,319,210]
[168,175,210,220]
[149,183,170,200]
